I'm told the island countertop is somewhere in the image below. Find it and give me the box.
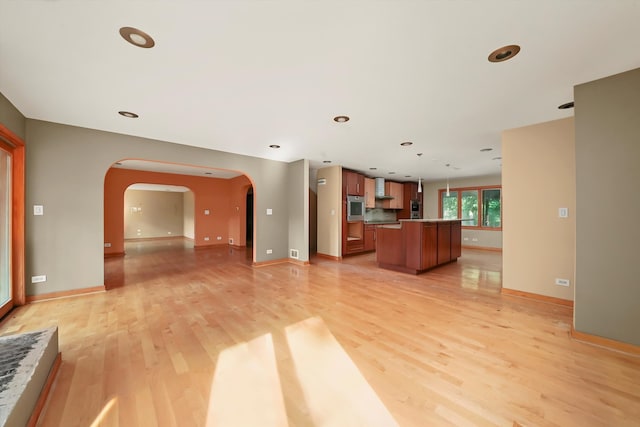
[376,219,462,274]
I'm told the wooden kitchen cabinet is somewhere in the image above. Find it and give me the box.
[451,220,462,259]
[344,222,364,255]
[343,169,364,196]
[377,220,461,274]
[382,181,404,209]
[341,169,366,256]
[437,221,452,264]
[364,224,376,252]
[420,222,438,270]
[405,222,437,270]
[398,182,422,219]
[364,177,375,208]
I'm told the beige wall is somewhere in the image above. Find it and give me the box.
[574,67,640,346]
[183,191,195,239]
[287,159,309,261]
[124,189,185,239]
[423,175,502,250]
[502,117,575,301]
[316,166,342,257]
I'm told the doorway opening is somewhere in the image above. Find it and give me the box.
[246,186,253,247]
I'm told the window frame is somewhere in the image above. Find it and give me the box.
[0,124,25,318]
[438,185,502,231]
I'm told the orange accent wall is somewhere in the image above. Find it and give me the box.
[227,176,253,246]
[104,168,252,255]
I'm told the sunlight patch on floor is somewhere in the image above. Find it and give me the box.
[90,396,118,427]
[204,317,397,426]
[285,317,398,427]
[206,333,288,427]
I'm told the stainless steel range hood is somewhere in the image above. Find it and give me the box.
[374,177,394,199]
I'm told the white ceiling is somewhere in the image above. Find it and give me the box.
[113,159,242,179]
[2,1,640,182]
[127,183,190,193]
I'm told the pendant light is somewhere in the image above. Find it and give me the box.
[417,177,422,193]
[445,163,451,197]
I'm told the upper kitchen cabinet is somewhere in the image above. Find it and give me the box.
[343,169,364,196]
[382,181,404,209]
[398,182,423,219]
[405,182,422,202]
[364,177,375,208]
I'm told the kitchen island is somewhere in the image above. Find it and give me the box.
[376,219,462,274]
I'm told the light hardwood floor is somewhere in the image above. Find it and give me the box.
[1,239,639,426]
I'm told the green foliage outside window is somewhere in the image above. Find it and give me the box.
[461,190,478,226]
[440,187,501,228]
[442,191,458,219]
[482,189,501,227]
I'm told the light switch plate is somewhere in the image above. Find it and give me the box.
[559,207,569,218]
[34,205,44,216]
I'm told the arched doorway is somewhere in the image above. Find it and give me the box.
[104,160,255,287]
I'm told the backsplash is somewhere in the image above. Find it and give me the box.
[364,208,397,223]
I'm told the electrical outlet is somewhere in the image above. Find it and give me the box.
[290,249,299,259]
[104,242,111,248]
[31,275,46,283]
[204,236,210,241]
[555,278,570,287]
[266,249,273,254]
[217,236,222,240]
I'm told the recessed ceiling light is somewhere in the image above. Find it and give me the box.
[488,44,521,63]
[480,148,493,152]
[405,175,411,178]
[493,156,502,160]
[369,167,377,170]
[118,111,139,118]
[204,172,213,175]
[323,160,332,164]
[388,171,396,175]
[400,141,413,146]
[333,115,350,123]
[269,144,280,149]
[417,153,423,157]
[114,162,123,166]
[119,27,155,48]
[558,101,575,109]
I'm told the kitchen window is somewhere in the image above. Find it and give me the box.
[439,186,501,230]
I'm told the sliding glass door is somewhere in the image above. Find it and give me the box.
[0,147,11,312]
